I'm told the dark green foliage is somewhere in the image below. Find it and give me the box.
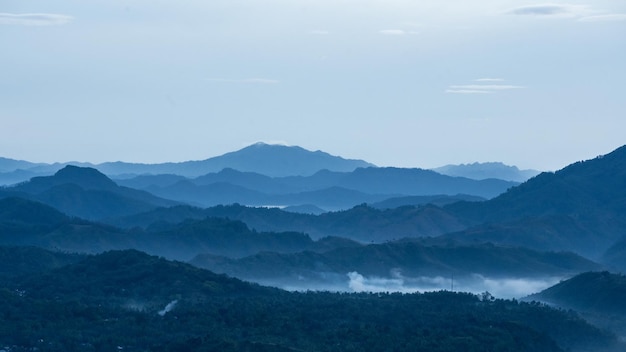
[527,272,626,315]
[0,246,84,278]
[0,249,619,352]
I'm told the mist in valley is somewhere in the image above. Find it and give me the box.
[252,270,564,300]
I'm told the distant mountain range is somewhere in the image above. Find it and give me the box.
[109,144,626,261]
[1,143,538,186]
[432,162,540,182]
[1,144,626,295]
[0,143,375,184]
[116,167,514,210]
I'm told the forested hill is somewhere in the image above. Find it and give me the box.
[443,145,626,257]
[526,271,626,315]
[0,249,620,351]
[0,165,178,220]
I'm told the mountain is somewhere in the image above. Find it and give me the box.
[525,271,626,338]
[601,238,626,272]
[443,145,626,258]
[111,203,470,243]
[96,142,375,177]
[0,143,374,184]
[119,167,516,210]
[433,162,540,182]
[0,166,178,220]
[526,271,626,315]
[370,194,486,209]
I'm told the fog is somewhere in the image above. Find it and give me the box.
[266,271,564,299]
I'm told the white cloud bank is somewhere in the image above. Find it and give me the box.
[347,271,562,299]
[0,13,73,26]
[446,79,524,94]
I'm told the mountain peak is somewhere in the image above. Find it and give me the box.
[52,165,118,190]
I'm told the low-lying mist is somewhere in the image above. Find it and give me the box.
[258,270,565,299]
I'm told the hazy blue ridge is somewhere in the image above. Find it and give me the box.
[432,162,541,182]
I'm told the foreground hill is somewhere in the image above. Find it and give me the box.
[526,271,626,339]
[0,249,619,352]
[526,272,626,315]
[0,166,177,220]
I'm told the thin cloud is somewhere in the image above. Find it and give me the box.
[205,78,280,84]
[446,79,525,95]
[579,14,626,22]
[505,4,590,18]
[0,13,73,26]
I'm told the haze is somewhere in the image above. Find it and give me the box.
[1,0,625,170]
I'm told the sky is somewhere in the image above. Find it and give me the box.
[1,0,625,171]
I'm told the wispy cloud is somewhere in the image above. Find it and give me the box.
[505,4,590,18]
[579,14,626,22]
[0,13,73,26]
[205,78,280,84]
[446,79,524,94]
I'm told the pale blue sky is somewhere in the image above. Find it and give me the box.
[1,1,625,170]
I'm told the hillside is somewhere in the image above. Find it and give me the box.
[190,240,602,290]
[444,145,626,257]
[525,271,626,338]
[1,166,178,220]
[0,249,618,352]
[120,166,516,210]
[111,203,470,243]
[526,272,626,315]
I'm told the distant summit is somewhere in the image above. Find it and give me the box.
[432,162,540,182]
[94,142,375,177]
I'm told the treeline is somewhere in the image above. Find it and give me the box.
[0,250,620,352]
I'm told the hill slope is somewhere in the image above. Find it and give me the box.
[444,145,626,257]
[1,166,178,220]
